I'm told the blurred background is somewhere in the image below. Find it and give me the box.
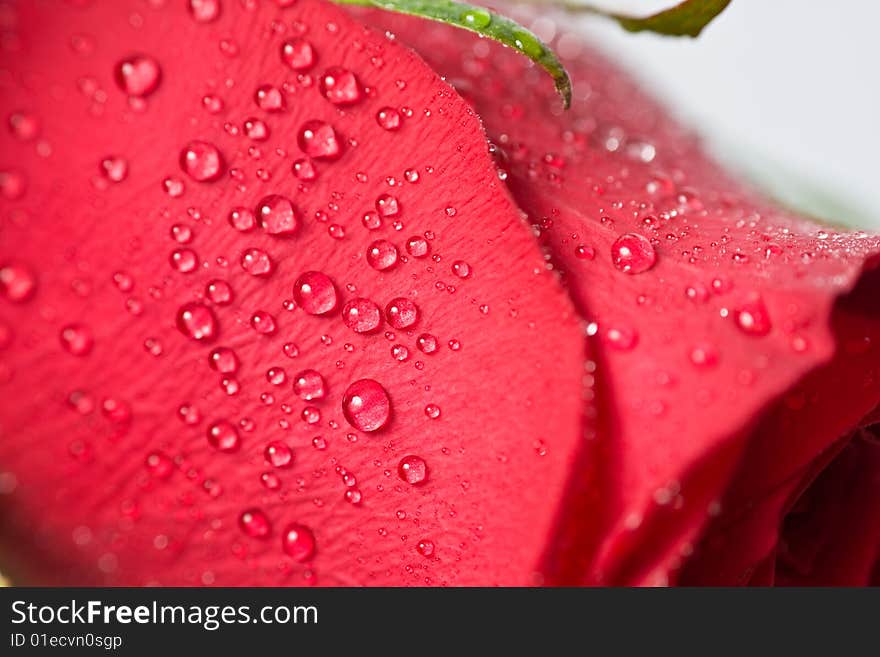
[571,0,880,229]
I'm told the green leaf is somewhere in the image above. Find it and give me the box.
[332,0,572,108]
[573,0,732,37]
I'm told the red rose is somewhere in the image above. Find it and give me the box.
[0,0,877,586]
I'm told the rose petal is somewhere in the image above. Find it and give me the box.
[0,0,584,585]
[369,7,880,584]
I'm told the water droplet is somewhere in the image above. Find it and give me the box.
[734,298,772,337]
[405,236,430,258]
[462,8,491,28]
[207,420,241,452]
[342,297,381,333]
[319,67,362,105]
[114,54,161,97]
[254,84,285,112]
[293,369,326,401]
[169,248,199,273]
[163,176,185,198]
[176,303,218,342]
[297,120,341,160]
[385,297,419,329]
[7,111,39,141]
[342,379,391,432]
[424,403,441,419]
[391,344,409,361]
[170,224,193,243]
[59,324,93,356]
[282,523,315,561]
[250,310,277,335]
[301,406,321,425]
[257,194,299,236]
[267,367,287,386]
[209,347,239,374]
[145,451,174,479]
[416,333,438,354]
[205,279,233,305]
[99,156,128,183]
[240,247,274,277]
[0,263,36,302]
[281,38,315,71]
[180,140,225,182]
[265,440,293,468]
[417,539,435,558]
[188,0,221,22]
[239,508,271,538]
[376,106,401,131]
[292,158,316,181]
[375,194,399,217]
[366,240,398,271]
[575,244,595,260]
[451,260,471,279]
[283,342,300,358]
[604,326,638,351]
[398,455,427,485]
[243,117,270,141]
[689,345,719,368]
[261,472,281,490]
[611,233,656,274]
[293,271,337,315]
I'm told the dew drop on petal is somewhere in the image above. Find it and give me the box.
[417,539,435,558]
[405,236,429,258]
[59,324,93,356]
[207,420,241,452]
[292,158,316,181]
[342,379,391,432]
[398,455,427,485]
[282,523,316,562]
[297,120,341,160]
[0,263,37,302]
[250,311,277,335]
[176,303,218,342]
[385,297,419,329]
[243,117,270,141]
[240,248,274,277]
[366,240,398,271]
[188,0,221,23]
[145,451,174,479]
[114,54,161,97]
[99,156,128,183]
[376,107,401,131]
[281,38,315,71]
[293,369,326,401]
[342,297,381,333]
[180,140,225,182]
[257,194,299,236]
[228,206,256,232]
[205,279,233,305]
[254,84,285,112]
[375,194,399,217]
[319,67,362,105]
[169,248,198,273]
[208,347,239,374]
[611,233,656,274]
[451,260,471,279]
[293,271,337,315]
[239,508,271,538]
[264,440,293,468]
[734,298,772,337]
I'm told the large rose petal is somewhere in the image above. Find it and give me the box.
[369,7,880,584]
[0,0,584,585]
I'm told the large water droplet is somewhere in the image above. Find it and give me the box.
[385,297,419,329]
[366,240,398,271]
[281,38,315,71]
[240,247,274,277]
[264,440,294,468]
[319,67,362,105]
[734,297,772,337]
[205,279,233,305]
[209,346,239,374]
[342,298,381,333]
[293,369,326,401]
[180,140,225,182]
[176,303,218,342]
[342,379,391,432]
[0,263,36,302]
[59,324,93,356]
[293,271,337,315]
[282,523,316,562]
[398,455,427,485]
[114,54,161,97]
[207,420,241,452]
[611,233,656,274]
[257,194,299,236]
[376,107,401,131]
[250,311,277,335]
[239,508,271,538]
[254,84,285,112]
[297,120,341,160]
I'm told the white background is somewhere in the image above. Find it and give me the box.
[570,0,880,229]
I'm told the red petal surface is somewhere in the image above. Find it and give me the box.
[369,8,880,584]
[0,0,585,585]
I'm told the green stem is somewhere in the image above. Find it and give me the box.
[333,0,572,108]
